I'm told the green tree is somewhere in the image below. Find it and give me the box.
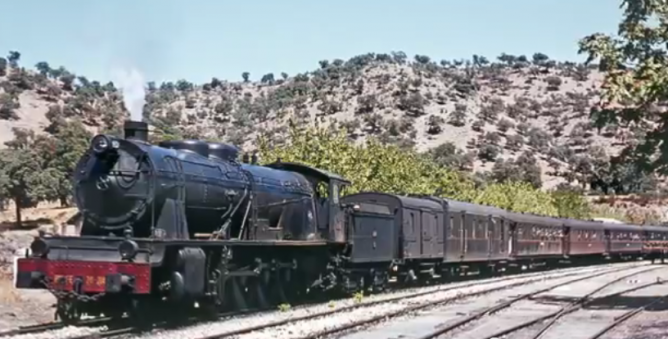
[0,129,60,227]
[257,124,476,200]
[35,61,51,76]
[550,185,592,219]
[44,120,93,206]
[257,125,569,216]
[7,51,20,68]
[0,93,19,120]
[578,0,668,174]
[474,181,558,216]
[0,57,7,76]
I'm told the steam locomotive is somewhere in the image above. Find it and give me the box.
[13,120,668,323]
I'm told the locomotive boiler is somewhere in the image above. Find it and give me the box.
[73,121,318,241]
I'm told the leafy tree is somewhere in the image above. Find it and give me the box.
[489,151,542,189]
[257,125,564,216]
[448,104,467,127]
[546,76,562,91]
[45,120,93,206]
[478,143,500,162]
[35,61,51,76]
[550,185,592,219]
[0,57,7,76]
[426,115,444,134]
[428,142,473,171]
[261,73,275,84]
[7,51,20,68]
[257,124,477,200]
[578,0,668,174]
[532,52,549,65]
[242,72,250,83]
[0,93,19,120]
[474,182,558,216]
[497,53,516,66]
[0,129,60,227]
[60,72,76,91]
[414,55,431,64]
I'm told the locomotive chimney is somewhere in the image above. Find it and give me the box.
[124,120,148,142]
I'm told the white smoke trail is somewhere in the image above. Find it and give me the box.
[110,67,146,121]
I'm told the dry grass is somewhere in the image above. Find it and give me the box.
[0,206,78,231]
[0,273,21,304]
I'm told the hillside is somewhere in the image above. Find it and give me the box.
[0,51,656,192]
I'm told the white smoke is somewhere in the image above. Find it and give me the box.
[111,67,146,121]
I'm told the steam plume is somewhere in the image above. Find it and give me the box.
[111,67,146,121]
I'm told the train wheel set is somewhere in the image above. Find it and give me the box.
[12,120,668,324]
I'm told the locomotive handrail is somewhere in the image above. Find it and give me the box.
[211,188,249,240]
[260,196,312,208]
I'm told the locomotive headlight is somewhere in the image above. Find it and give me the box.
[91,135,111,154]
[118,240,139,260]
[29,238,49,258]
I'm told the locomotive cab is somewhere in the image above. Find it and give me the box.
[265,162,350,243]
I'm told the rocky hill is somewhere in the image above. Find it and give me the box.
[0,51,656,192]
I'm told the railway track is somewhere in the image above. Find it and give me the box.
[336,263,667,339]
[586,292,668,339]
[111,263,647,339]
[2,262,647,339]
[417,265,664,339]
[0,317,114,338]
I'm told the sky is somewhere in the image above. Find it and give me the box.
[0,0,623,84]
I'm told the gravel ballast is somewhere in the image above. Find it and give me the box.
[129,263,640,339]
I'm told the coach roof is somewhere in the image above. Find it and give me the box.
[640,225,668,232]
[343,192,443,212]
[562,218,607,230]
[505,211,563,227]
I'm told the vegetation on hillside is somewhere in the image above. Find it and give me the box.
[0,0,667,226]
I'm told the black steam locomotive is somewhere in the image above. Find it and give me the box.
[13,120,668,322]
[16,120,353,321]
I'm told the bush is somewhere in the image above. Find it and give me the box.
[257,125,476,200]
[474,182,557,216]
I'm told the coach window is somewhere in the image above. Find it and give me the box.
[450,214,462,239]
[464,214,473,238]
[475,217,486,239]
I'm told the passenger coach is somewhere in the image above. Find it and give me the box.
[342,192,668,279]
